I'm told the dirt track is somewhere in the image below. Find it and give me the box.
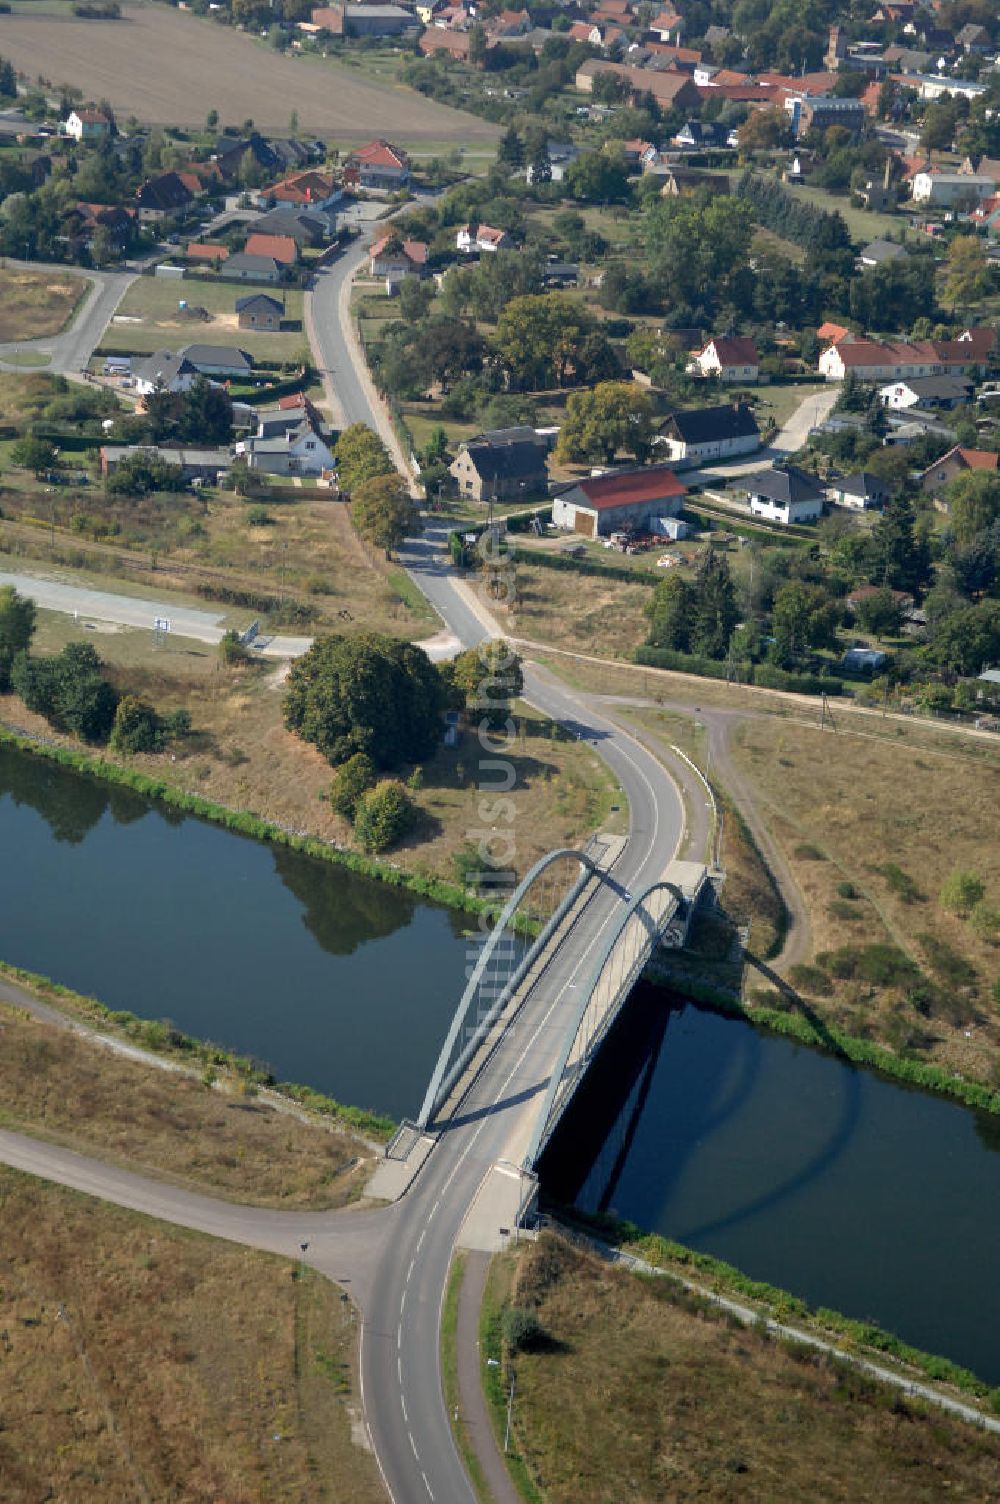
[0,1,497,140]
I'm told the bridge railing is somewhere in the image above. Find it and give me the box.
[415,839,612,1131]
[523,879,685,1169]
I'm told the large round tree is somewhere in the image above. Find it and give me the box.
[283,633,444,769]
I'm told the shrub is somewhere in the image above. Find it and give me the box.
[245,503,274,526]
[354,779,415,854]
[219,630,250,665]
[329,751,376,820]
[940,869,986,918]
[110,695,165,755]
[794,843,825,861]
[836,881,858,900]
[502,1307,544,1353]
[11,641,118,743]
[788,963,834,997]
[917,933,979,992]
[969,901,1000,945]
[881,864,922,904]
[828,899,861,922]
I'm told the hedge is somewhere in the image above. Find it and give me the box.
[635,645,847,697]
[509,546,659,585]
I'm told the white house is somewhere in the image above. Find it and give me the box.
[63,107,114,142]
[744,465,825,525]
[657,404,761,468]
[693,336,760,383]
[879,374,972,409]
[829,471,891,509]
[455,223,513,254]
[235,419,334,476]
[911,172,994,207]
[132,351,200,397]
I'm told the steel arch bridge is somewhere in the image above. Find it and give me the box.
[416,840,610,1131]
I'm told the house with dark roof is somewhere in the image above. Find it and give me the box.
[132,351,199,397]
[135,172,194,222]
[551,464,686,538]
[253,207,334,247]
[657,403,760,467]
[223,253,285,284]
[180,344,253,379]
[450,432,549,503]
[236,293,284,331]
[694,336,760,383]
[857,238,907,267]
[744,465,825,524]
[829,471,891,509]
[879,373,973,410]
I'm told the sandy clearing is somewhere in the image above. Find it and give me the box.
[0,2,497,140]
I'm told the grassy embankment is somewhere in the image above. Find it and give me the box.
[482,1234,1000,1504]
[0,982,384,1200]
[0,1167,384,1503]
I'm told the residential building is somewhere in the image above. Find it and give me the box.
[551,464,686,538]
[236,420,334,476]
[657,403,760,467]
[178,343,253,379]
[842,647,888,672]
[236,293,284,331]
[449,431,549,503]
[659,166,730,198]
[223,253,286,284]
[525,141,580,185]
[744,465,825,524]
[819,334,993,382]
[257,171,342,212]
[919,444,999,493]
[63,107,114,143]
[245,232,298,266]
[911,171,995,206]
[369,234,428,279]
[694,336,760,383]
[253,207,334,247]
[186,241,229,264]
[791,95,865,139]
[649,8,685,43]
[857,238,907,267]
[418,29,474,60]
[879,374,973,410]
[132,351,201,397]
[574,60,701,111]
[343,139,411,190]
[829,471,891,508]
[672,119,730,150]
[455,223,512,254]
[135,172,194,222]
[100,444,229,481]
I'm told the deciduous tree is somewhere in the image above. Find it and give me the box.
[350,473,418,558]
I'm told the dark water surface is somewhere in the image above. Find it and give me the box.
[3,746,999,1380]
[540,983,1000,1384]
[0,744,472,1120]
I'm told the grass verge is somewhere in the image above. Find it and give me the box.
[441,1253,492,1504]
[480,1256,544,1504]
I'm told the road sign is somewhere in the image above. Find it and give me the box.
[153,616,172,633]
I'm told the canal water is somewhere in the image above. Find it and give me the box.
[2,745,999,1381]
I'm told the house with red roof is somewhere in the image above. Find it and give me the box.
[456,223,513,254]
[649,8,685,43]
[419,28,472,58]
[920,445,999,494]
[694,336,760,383]
[344,139,410,190]
[186,241,230,263]
[369,234,428,279]
[245,232,298,266]
[820,331,994,381]
[551,464,686,538]
[258,171,341,211]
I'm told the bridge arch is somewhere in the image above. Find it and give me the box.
[523,878,685,1170]
[416,845,606,1130]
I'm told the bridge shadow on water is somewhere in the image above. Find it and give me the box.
[538,973,864,1248]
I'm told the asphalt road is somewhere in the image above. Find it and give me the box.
[0,259,135,374]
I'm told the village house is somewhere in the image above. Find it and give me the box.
[819,333,993,382]
[63,107,114,143]
[879,374,973,410]
[236,417,334,476]
[100,444,230,482]
[450,429,549,503]
[657,403,760,468]
[223,253,286,284]
[551,464,686,538]
[369,234,428,280]
[829,471,891,509]
[574,59,701,111]
[344,139,411,191]
[256,171,343,212]
[455,223,513,254]
[744,465,825,524]
[911,171,995,207]
[186,241,230,264]
[244,231,298,266]
[919,445,999,493]
[693,336,760,383]
[236,293,284,331]
[135,172,194,223]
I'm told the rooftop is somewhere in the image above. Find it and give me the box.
[565,464,686,511]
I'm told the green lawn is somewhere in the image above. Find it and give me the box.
[786,182,913,244]
[102,277,308,362]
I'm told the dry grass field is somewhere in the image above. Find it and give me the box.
[0,1168,384,1503]
[0,998,374,1206]
[498,559,654,659]
[0,268,85,342]
[504,1235,1000,1504]
[0,1,498,139]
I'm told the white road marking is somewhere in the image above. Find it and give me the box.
[422,1470,435,1499]
[409,1432,420,1461]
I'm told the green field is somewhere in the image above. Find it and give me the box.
[100,275,308,361]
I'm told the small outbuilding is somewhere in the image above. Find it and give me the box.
[552,464,686,538]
